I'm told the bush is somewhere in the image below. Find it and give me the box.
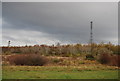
[7,54,48,66]
[110,55,120,67]
[85,54,95,60]
[98,53,111,64]
[98,53,120,67]
[118,55,120,67]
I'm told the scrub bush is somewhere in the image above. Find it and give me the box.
[7,54,48,66]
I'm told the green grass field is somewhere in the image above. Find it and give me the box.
[2,65,119,79]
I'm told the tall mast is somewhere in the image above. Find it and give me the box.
[90,21,93,55]
[90,21,93,45]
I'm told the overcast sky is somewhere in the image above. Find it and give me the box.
[0,2,2,46]
[2,2,118,46]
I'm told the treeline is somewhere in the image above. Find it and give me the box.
[1,42,119,57]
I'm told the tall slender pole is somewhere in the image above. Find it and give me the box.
[90,21,93,55]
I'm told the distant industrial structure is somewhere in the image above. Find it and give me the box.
[8,41,11,47]
[90,21,93,55]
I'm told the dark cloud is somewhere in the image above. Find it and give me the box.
[2,2,118,46]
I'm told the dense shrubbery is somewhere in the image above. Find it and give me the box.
[7,54,48,66]
[1,43,119,56]
[1,42,119,67]
[98,53,120,67]
[98,53,111,64]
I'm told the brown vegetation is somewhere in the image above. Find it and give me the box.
[98,53,120,67]
[1,43,120,67]
[1,43,119,56]
[7,54,48,66]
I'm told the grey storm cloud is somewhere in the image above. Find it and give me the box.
[2,2,118,46]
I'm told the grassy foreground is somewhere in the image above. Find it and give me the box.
[3,65,119,79]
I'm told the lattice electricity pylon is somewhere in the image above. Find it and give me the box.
[90,21,93,55]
